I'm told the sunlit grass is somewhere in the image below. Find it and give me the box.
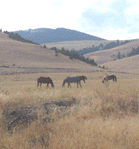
[0,72,139,149]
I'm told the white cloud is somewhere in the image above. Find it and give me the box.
[1,0,139,40]
[126,4,139,15]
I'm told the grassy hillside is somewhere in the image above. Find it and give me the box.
[44,39,139,74]
[45,40,111,51]
[0,32,101,75]
[101,54,139,74]
[84,39,139,65]
[77,40,132,55]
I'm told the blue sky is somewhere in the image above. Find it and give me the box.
[1,0,139,40]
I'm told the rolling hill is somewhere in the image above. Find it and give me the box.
[0,32,101,75]
[83,39,139,74]
[101,54,139,74]
[1,29,139,74]
[84,39,139,64]
[44,40,111,51]
[14,28,105,44]
[43,37,139,74]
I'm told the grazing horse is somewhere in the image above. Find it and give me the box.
[79,75,87,83]
[62,76,82,88]
[102,75,117,83]
[37,77,54,88]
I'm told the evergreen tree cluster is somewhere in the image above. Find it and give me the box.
[4,31,38,44]
[127,47,139,57]
[78,40,132,55]
[50,47,97,66]
[116,52,126,59]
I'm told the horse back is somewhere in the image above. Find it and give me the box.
[72,76,80,82]
[66,76,80,83]
[108,75,117,81]
[37,77,51,83]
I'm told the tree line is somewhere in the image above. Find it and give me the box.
[78,40,132,55]
[4,31,38,44]
[127,47,139,57]
[43,46,97,66]
[116,46,139,59]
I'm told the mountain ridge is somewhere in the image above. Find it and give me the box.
[14,28,105,44]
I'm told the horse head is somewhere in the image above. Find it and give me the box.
[102,75,108,83]
[62,80,66,87]
[79,75,87,83]
[84,76,87,82]
[51,83,54,88]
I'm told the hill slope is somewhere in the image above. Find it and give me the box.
[0,32,101,75]
[84,39,139,64]
[45,40,111,51]
[14,28,105,44]
[101,55,139,74]
[82,39,139,74]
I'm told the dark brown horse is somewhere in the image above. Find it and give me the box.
[79,75,87,83]
[102,75,117,83]
[37,77,54,88]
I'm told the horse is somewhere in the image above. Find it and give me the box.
[37,77,54,88]
[62,76,82,88]
[102,75,117,83]
[79,75,87,83]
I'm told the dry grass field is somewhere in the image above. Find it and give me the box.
[1,31,139,148]
[0,72,139,149]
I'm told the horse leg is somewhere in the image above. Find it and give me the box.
[40,83,42,87]
[68,82,71,88]
[79,82,82,88]
[47,83,49,88]
[69,83,71,88]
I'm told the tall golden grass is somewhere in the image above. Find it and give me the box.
[0,72,139,149]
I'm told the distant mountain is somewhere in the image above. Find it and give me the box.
[14,28,105,44]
